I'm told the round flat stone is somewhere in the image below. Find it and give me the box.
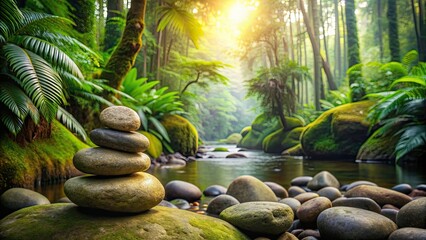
[73,147,151,175]
[64,172,164,213]
[100,106,140,131]
[90,128,149,153]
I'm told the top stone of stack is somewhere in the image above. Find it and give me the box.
[100,106,140,132]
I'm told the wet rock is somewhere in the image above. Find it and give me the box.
[409,189,426,198]
[277,232,298,240]
[392,183,413,195]
[317,207,397,240]
[317,186,342,201]
[307,171,340,190]
[220,202,294,235]
[164,180,202,202]
[158,200,178,208]
[226,175,277,203]
[298,229,320,239]
[381,208,398,223]
[345,185,412,208]
[64,172,164,213]
[90,128,150,153]
[290,176,313,187]
[288,186,306,197]
[264,182,288,198]
[396,197,426,228]
[279,198,301,216]
[207,194,240,216]
[383,204,399,210]
[0,188,50,213]
[169,199,190,210]
[203,185,227,197]
[416,184,426,191]
[297,197,332,225]
[345,180,377,191]
[388,227,426,240]
[226,153,247,158]
[294,192,319,204]
[73,147,150,175]
[99,106,140,132]
[332,197,381,213]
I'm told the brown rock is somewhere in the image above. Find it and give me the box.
[345,185,412,208]
[100,106,140,131]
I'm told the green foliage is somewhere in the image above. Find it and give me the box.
[320,90,351,110]
[367,62,426,163]
[120,68,185,152]
[0,0,102,141]
[161,114,198,156]
[219,133,242,144]
[140,130,163,159]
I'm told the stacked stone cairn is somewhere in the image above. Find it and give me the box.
[64,106,165,213]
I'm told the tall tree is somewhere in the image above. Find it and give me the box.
[104,0,124,52]
[411,0,426,61]
[377,0,384,62]
[345,0,360,67]
[387,0,400,62]
[68,0,96,48]
[333,0,342,81]
[101,0,147,96]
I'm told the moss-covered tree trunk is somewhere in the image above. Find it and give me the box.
[345,0,360,68]
[104,0,124,52]
[101,0,147,97]
[68,0,96,49]
[387,0,400,62]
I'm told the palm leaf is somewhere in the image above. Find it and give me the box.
[395,125,426,162]
[0,106,24,135]
[0,0,23,38]
[56,106,87,141]
[391,76,426,88]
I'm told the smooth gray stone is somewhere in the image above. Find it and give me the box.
[397,197,426,228]
[90,128,149,153]
[99,106,140,131]
[332,197,381,213]
[207,194,240,216]
[0,188,49,212]
[388,227,426,240]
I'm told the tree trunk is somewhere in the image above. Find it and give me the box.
[387,0,400,62]
[68,0,96,48]
[345,0,361,67]
[101,0,147,96]
[300,0,321,110]
[289,11,295,61]
[341,2,348,72]
[377,0,384,62]
[104,0,124,51]
[334,0,342,82]
[97,0,105,49]
[412,0,426,61]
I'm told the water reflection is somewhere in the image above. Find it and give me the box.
[37,144,426,202]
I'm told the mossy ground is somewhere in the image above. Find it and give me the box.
[0,121,88,193]
[161,115,199,156]
[140,131,163,159]
[0,204,249,240]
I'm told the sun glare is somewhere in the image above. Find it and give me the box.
[228,2,249,25]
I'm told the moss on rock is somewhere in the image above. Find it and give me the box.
[161,115,198,156]
[261,117,304,153]
[240,126,251,138]
[300,101,373,159]
[219,133,242,144]
[140,131,163,159]
[0,121,88,193]
[0,204,249,240]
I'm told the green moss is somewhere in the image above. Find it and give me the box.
[0,204,249,240]
[219,133,242,144]
[301,101,373,158]
[213,147,229,152]
[0,121,89,192]
[285,117,304,130]
[240,126,251,138]
[262,126,304,153]
[161,115,199,156]
[281,127,304,150]
[139,131,163,159]
[238,113,282,150]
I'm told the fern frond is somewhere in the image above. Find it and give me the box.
[56,106,87,141]
[395,125,426,162]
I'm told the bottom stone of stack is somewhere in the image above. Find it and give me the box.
[64,172,165,213]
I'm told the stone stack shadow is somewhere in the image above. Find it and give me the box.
[64,106,165,213]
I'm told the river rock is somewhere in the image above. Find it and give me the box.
[90,128,149,153]
[317,186,342,201]
[207,194,240,216]
[307,171,340,190]
[264,182,288,198]
[388,227,426,240]
[203,185,227,197]
[291,176,313,187]
[288,186,306,197]
[226,153,247,158]
[297,197,332,225]
[396,197,426,228]
[392,183,413,195]
[279,198,301,216]
[416,184,426,191]
[345,180,378,191]
[169,199,190,210]
[64,172,164,213]
[294,192,319,204]
[381,208,398,223]
[0,188,50,213]
[165,180,202,202]
[332,197,381,213]
[226,175,277,203]
[345,185,412,208]
[158,200,178,208]
[298,229,321,239]
[277,232,299,240]
[220,202,294,235]
[0,204,249,240]
[99,106,140,132]
[73,147,150,175]
[317,207,398,240]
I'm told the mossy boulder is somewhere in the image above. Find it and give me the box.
[0,121,88,193]
[300,101,373,159]
[240,126,251,138]
[140,131,163,159]
[161,115,199,156]
[219,133,242,144]
[237,113,284,150]
[262,124,304,154]
[0,204,249,240]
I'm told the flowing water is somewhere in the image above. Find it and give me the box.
[36,144,426,202]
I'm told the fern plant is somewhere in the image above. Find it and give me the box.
[0,0,100,141]
[120,68,185,152]
[367,62,426,163]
